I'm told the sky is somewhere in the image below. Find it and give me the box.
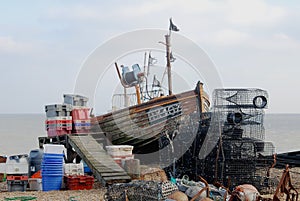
[1,0,300,114]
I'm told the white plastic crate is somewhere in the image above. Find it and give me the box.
[106,145,133,157]
[28,178,42,191]
[6,155,29,175]
[43,144,65,154]
[0,163,5,173]
[46,116,72,121]
[5,164,29,175]
[64,163,84,176]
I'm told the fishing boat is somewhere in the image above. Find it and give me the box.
[91,19,211,154]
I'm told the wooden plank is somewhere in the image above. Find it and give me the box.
[68,134,130,185]
[103,175,131,181]
[93,165,124,171]
[101,172,130,177]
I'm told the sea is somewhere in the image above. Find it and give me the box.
[0,113,299,156]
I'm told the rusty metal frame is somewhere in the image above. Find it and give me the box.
[273,165,298,201]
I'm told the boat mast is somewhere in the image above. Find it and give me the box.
[165,33,172,95]
[166,18,179,96]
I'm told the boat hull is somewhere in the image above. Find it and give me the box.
[91,82,208,154]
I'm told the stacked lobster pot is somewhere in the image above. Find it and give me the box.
[45,104,72,137]
[63,94,91,134]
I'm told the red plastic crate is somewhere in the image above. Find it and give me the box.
[71,108,90,121]
[47,129,72,137]
[64,175,94,190]
[45,119,72,131]
[6,175,28,181]
[46,125,72,131]
[45,119,72,125]
[71,129,90,134]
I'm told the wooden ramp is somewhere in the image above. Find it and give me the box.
[68,134,131,185]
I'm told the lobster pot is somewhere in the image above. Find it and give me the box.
[106,181,178,201]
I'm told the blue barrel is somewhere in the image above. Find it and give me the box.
[83,160,92,174]
[42,153,64,191]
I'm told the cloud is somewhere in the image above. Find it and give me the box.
[45,4,113,21]
[213,29,251,46]
[227,0,286,26]
[0,36,33,53]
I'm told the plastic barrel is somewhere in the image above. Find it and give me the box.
[41,153,64,191]
[29,149,44,177]
[83,161,92,174]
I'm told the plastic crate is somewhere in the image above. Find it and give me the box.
[6,155,29,175]
[43,144,65,154]
[46,111,71,118]
[64,94,88,107]
[7,179,28,192]
[7,175,28,181]
[73,124,90,130]
[47,129,72,137]
[64,175,94,190]
[73,120,91,126]
[45,104,72,118]
[0,163,5,173]
[45,104,72,111]
[45,119,72,131]
[47,116,72,120]
[0,156,7,163]
[72,122,91,130]
[46,119,72,125]
[71,108,90,121]
[64,163,84,176]
[46,124,72,130]
[71,129,90,134]
[106,145,134,157]
[28,178,42,191]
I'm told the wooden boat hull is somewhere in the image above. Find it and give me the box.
[91,82,209,154]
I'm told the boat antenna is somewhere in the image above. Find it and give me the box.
[166,18,179,95]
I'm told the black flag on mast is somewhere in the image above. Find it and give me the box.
[169,18,179,32]
[149,53,157,66]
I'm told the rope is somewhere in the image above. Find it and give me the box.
[4,196,37,201]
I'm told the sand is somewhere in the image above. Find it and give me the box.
[0,189,106,201]
[0,181,106,201]
[0,167,299,201]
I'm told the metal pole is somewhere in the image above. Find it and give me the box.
[124,87,128,107]
[165,34,172,95]
[135,85,141,105]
